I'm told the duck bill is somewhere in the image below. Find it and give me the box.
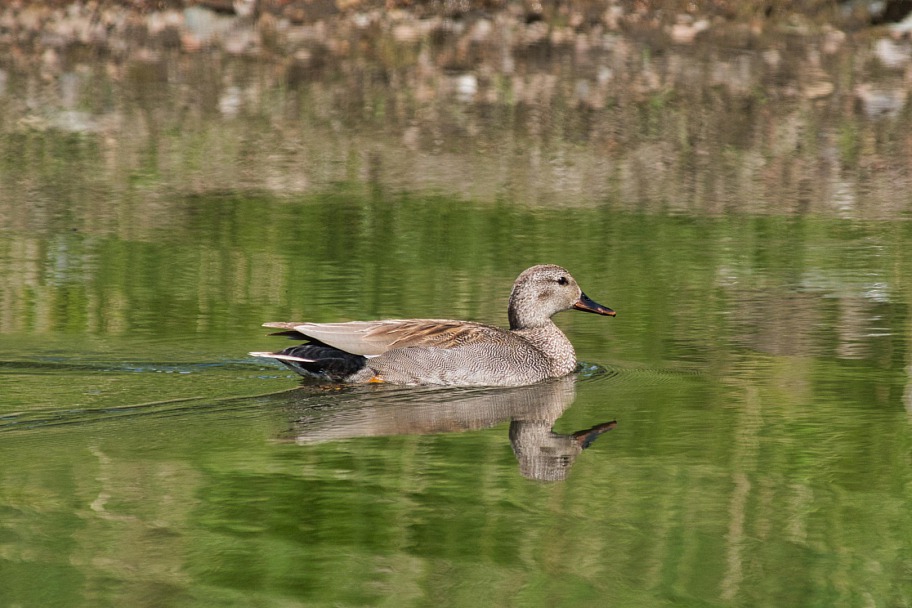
[573,292,616,316]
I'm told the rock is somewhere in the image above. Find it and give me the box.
[874,37,912,68]
[855,83,908,117]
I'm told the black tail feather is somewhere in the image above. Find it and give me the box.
[277,343,368,381]
[269,330,311,340]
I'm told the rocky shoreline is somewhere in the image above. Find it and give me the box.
[2,0,911,64]
[1,1,911,220]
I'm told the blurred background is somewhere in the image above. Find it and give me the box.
[1,2,911,607]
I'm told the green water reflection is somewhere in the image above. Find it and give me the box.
[1,192,910,606]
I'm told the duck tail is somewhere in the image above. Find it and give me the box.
[250,344,369,382]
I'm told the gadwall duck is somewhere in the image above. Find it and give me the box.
[250,264,615,386]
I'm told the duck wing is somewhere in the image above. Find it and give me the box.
[262,319,504,356]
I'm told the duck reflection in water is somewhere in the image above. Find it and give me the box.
[289,375,616,482]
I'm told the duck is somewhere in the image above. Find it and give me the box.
[250,264,616,386]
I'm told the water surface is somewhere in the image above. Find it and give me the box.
[2,193,910,607]
[1,11,912,605]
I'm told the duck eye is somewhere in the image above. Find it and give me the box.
[557,276,568,286]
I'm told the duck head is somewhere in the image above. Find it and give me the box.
[508,264,615,330]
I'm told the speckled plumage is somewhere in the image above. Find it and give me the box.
[250,264,616,386]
